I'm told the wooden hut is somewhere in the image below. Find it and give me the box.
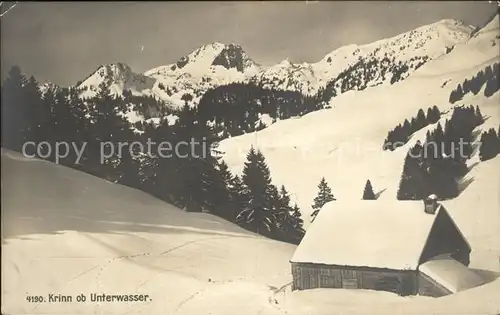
[290,197,485,296]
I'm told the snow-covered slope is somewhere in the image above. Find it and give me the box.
[1,149,295,315]
[2,139,500,315]
[218,14,500,266]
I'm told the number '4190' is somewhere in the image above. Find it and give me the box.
[26,295,45,303]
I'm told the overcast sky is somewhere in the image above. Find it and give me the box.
[1,1,498,86]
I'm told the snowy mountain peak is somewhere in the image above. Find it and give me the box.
[211,43,259,73]
[138,42,262,107]
[179,42,226,69]
[145,42,259,78]
[150,42,258,75]
[278,58,294,67]
[95,63,132,80]
[77,62,155,99]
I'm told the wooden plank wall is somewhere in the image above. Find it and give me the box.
[292,263,418,296]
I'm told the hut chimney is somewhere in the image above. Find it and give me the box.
[424,194,439,214]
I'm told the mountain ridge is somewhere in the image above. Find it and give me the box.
[36,17,493,109]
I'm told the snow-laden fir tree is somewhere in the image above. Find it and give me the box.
[290,203,305,243]
[203,160,233,219]
[229,175,247,219]
[310,177,336,222]
[271,185,289,236]
[207,160,241,221]
[273,185,305,244]
[237,146,276,235]
[291,204,305,229]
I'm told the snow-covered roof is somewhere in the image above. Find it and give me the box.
[419,255,485,293]
[290,200,445,270]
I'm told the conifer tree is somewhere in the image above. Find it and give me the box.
[406,118,414,134]
[203,160,233,218]
[433,106,441,121]
[272,185,294,240]
[443,119,455,156]
[479,128,500,161]
[68,87,90,141]
[397,143,430,200]
[485,64,494,81]
[1,66,28,151]
[273,189,306,244]
[140,120,180,203]
[116,157,143,189]
[277,199,305,245]
[310,177,336,222]
[427,156,459,199]
[427,105,440,124]
[362,179,376,200]
[290,204,305,240]
[87,87,135,177]
[470,70,485,95]
[484,74,499,98]
[430,122,445,159]
[228,175,247,221]
[449,84,464,103]
[478,131,489,162]
[462,79,472,95]
[184,113,220,213]
[426,107,434,124]
[416,108,427,129]
[143,103,219,212]
[237,147,276,235]
[22,76,44,145]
